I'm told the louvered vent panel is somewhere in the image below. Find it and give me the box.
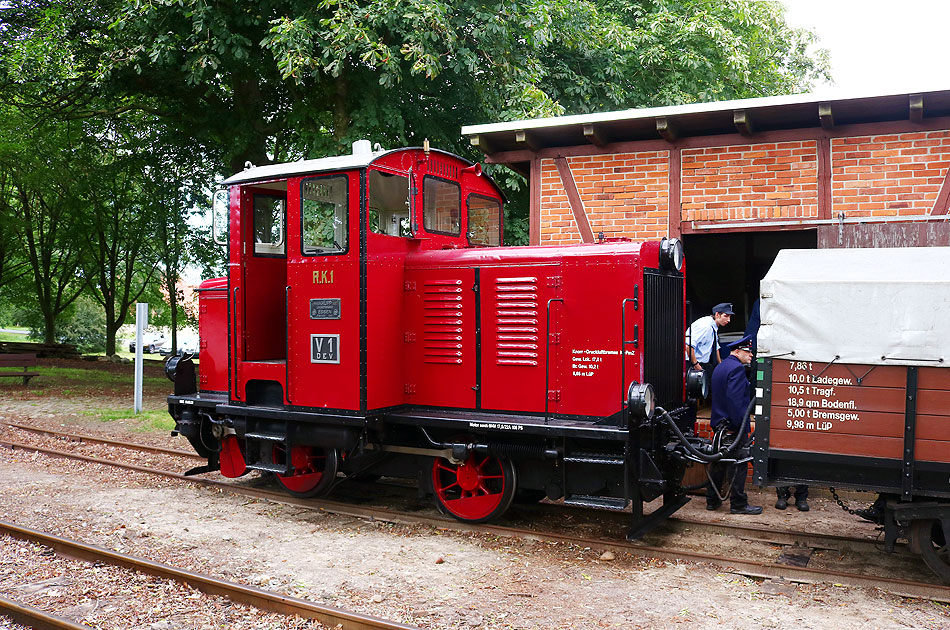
[422,279,464,364]
[494,276,539,366]
[644,270,684,409]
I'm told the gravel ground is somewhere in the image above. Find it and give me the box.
[1,359,949,629]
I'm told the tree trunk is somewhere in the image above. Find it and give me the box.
[169,270,179,354]
[42,311,55,344]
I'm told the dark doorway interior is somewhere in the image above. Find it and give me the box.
[682,229,817,337]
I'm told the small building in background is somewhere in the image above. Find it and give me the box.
[462,88,950,333]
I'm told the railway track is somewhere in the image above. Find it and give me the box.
[0,592,88,630]
[1,422,949,603]
[0,520,419,630]
[0,420,200,459]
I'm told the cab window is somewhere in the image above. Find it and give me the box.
[253,194,286,256]
[467,194,502,247]
[423,176,460,236]
[301,175,348,255]
[368,170,411,237]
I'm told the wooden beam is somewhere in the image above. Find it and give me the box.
[931,164,950,215]
[583,124,608,147]
[656,117,679,142]
[819,102,835,130]
[514,130,541,152]
[817,137,832,220]
[529,157,541,245]
[668,148,682,238]
[910,94,924,124]
[554,157,595,243]
[469,134,496,155]
[733,109,754,136]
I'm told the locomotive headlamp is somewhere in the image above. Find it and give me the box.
[627,382,656,420]
[686,367,708,400]
[659,237,684,272]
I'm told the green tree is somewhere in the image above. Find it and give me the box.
[98,0,828,172]
[0,109,88,343]
[1,0,830,287]
[79,115,162,356]
[145,135,213,353]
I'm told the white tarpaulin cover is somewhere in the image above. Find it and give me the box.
[757,247,950,366]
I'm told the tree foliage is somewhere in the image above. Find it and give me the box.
[0,0,830,344]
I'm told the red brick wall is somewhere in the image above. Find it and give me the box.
[832,130,950,217]
[539,152,669,245]
[535,129,950,241]
[681,141,819,222]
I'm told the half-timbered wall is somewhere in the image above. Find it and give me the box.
[533,124,950,245]
[681,141,819,222]
[832,130,950,217]
[539,152,669,244]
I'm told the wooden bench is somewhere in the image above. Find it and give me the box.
[0,353,40,385]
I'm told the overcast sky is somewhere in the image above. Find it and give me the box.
[781,0,949,96]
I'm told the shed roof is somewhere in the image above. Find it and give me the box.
[461,87,950,158]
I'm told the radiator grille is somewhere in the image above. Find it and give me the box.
[421,279,464,364]
[494,276,539,366]
[644,270,684,409]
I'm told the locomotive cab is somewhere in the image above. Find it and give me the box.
[169,141,714,538]
[205,141,504,412]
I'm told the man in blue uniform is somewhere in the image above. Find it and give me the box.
[686,302,733,376]
[706,334,762,515]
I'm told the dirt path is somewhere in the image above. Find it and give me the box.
[0,359,947,629]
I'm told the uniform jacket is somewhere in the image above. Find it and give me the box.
[686,315,718,363]
[710,354,751,432]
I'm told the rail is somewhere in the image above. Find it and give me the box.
[3,434,949,600]
[0,520,420,630]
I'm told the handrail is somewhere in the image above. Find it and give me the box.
[621,297,639,430]
[544,298,564,424]
[285,285,292,404]
[232,285,240,401]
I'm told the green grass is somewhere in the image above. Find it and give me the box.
[82,407,175,432]
[34,365,167,387]
[0,327,31,342]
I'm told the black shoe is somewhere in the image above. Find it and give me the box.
[774,497,788,510]
[796,498,809,512]
[706,502,722,511]
[730,505,763,515]
[855,507,883,524]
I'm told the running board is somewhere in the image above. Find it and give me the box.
[563,453,624,466]
[245,462,291,475]
[244,431,288,443]
[564,495,628,511]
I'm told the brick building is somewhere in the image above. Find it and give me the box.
[462,89,950,331]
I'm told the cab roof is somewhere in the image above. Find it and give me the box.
[223,145,473,186]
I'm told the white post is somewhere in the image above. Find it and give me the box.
[134,303,148,414]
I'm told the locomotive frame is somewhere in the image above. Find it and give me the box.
[166,141,714,539]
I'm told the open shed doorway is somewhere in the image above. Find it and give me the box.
[682,229,817,340]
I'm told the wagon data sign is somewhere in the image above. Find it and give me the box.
[311,334,340,364]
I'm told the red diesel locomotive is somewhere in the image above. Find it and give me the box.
[167,141,716,538]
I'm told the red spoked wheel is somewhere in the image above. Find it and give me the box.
[273,445,338,498]
[432,453,516,523]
